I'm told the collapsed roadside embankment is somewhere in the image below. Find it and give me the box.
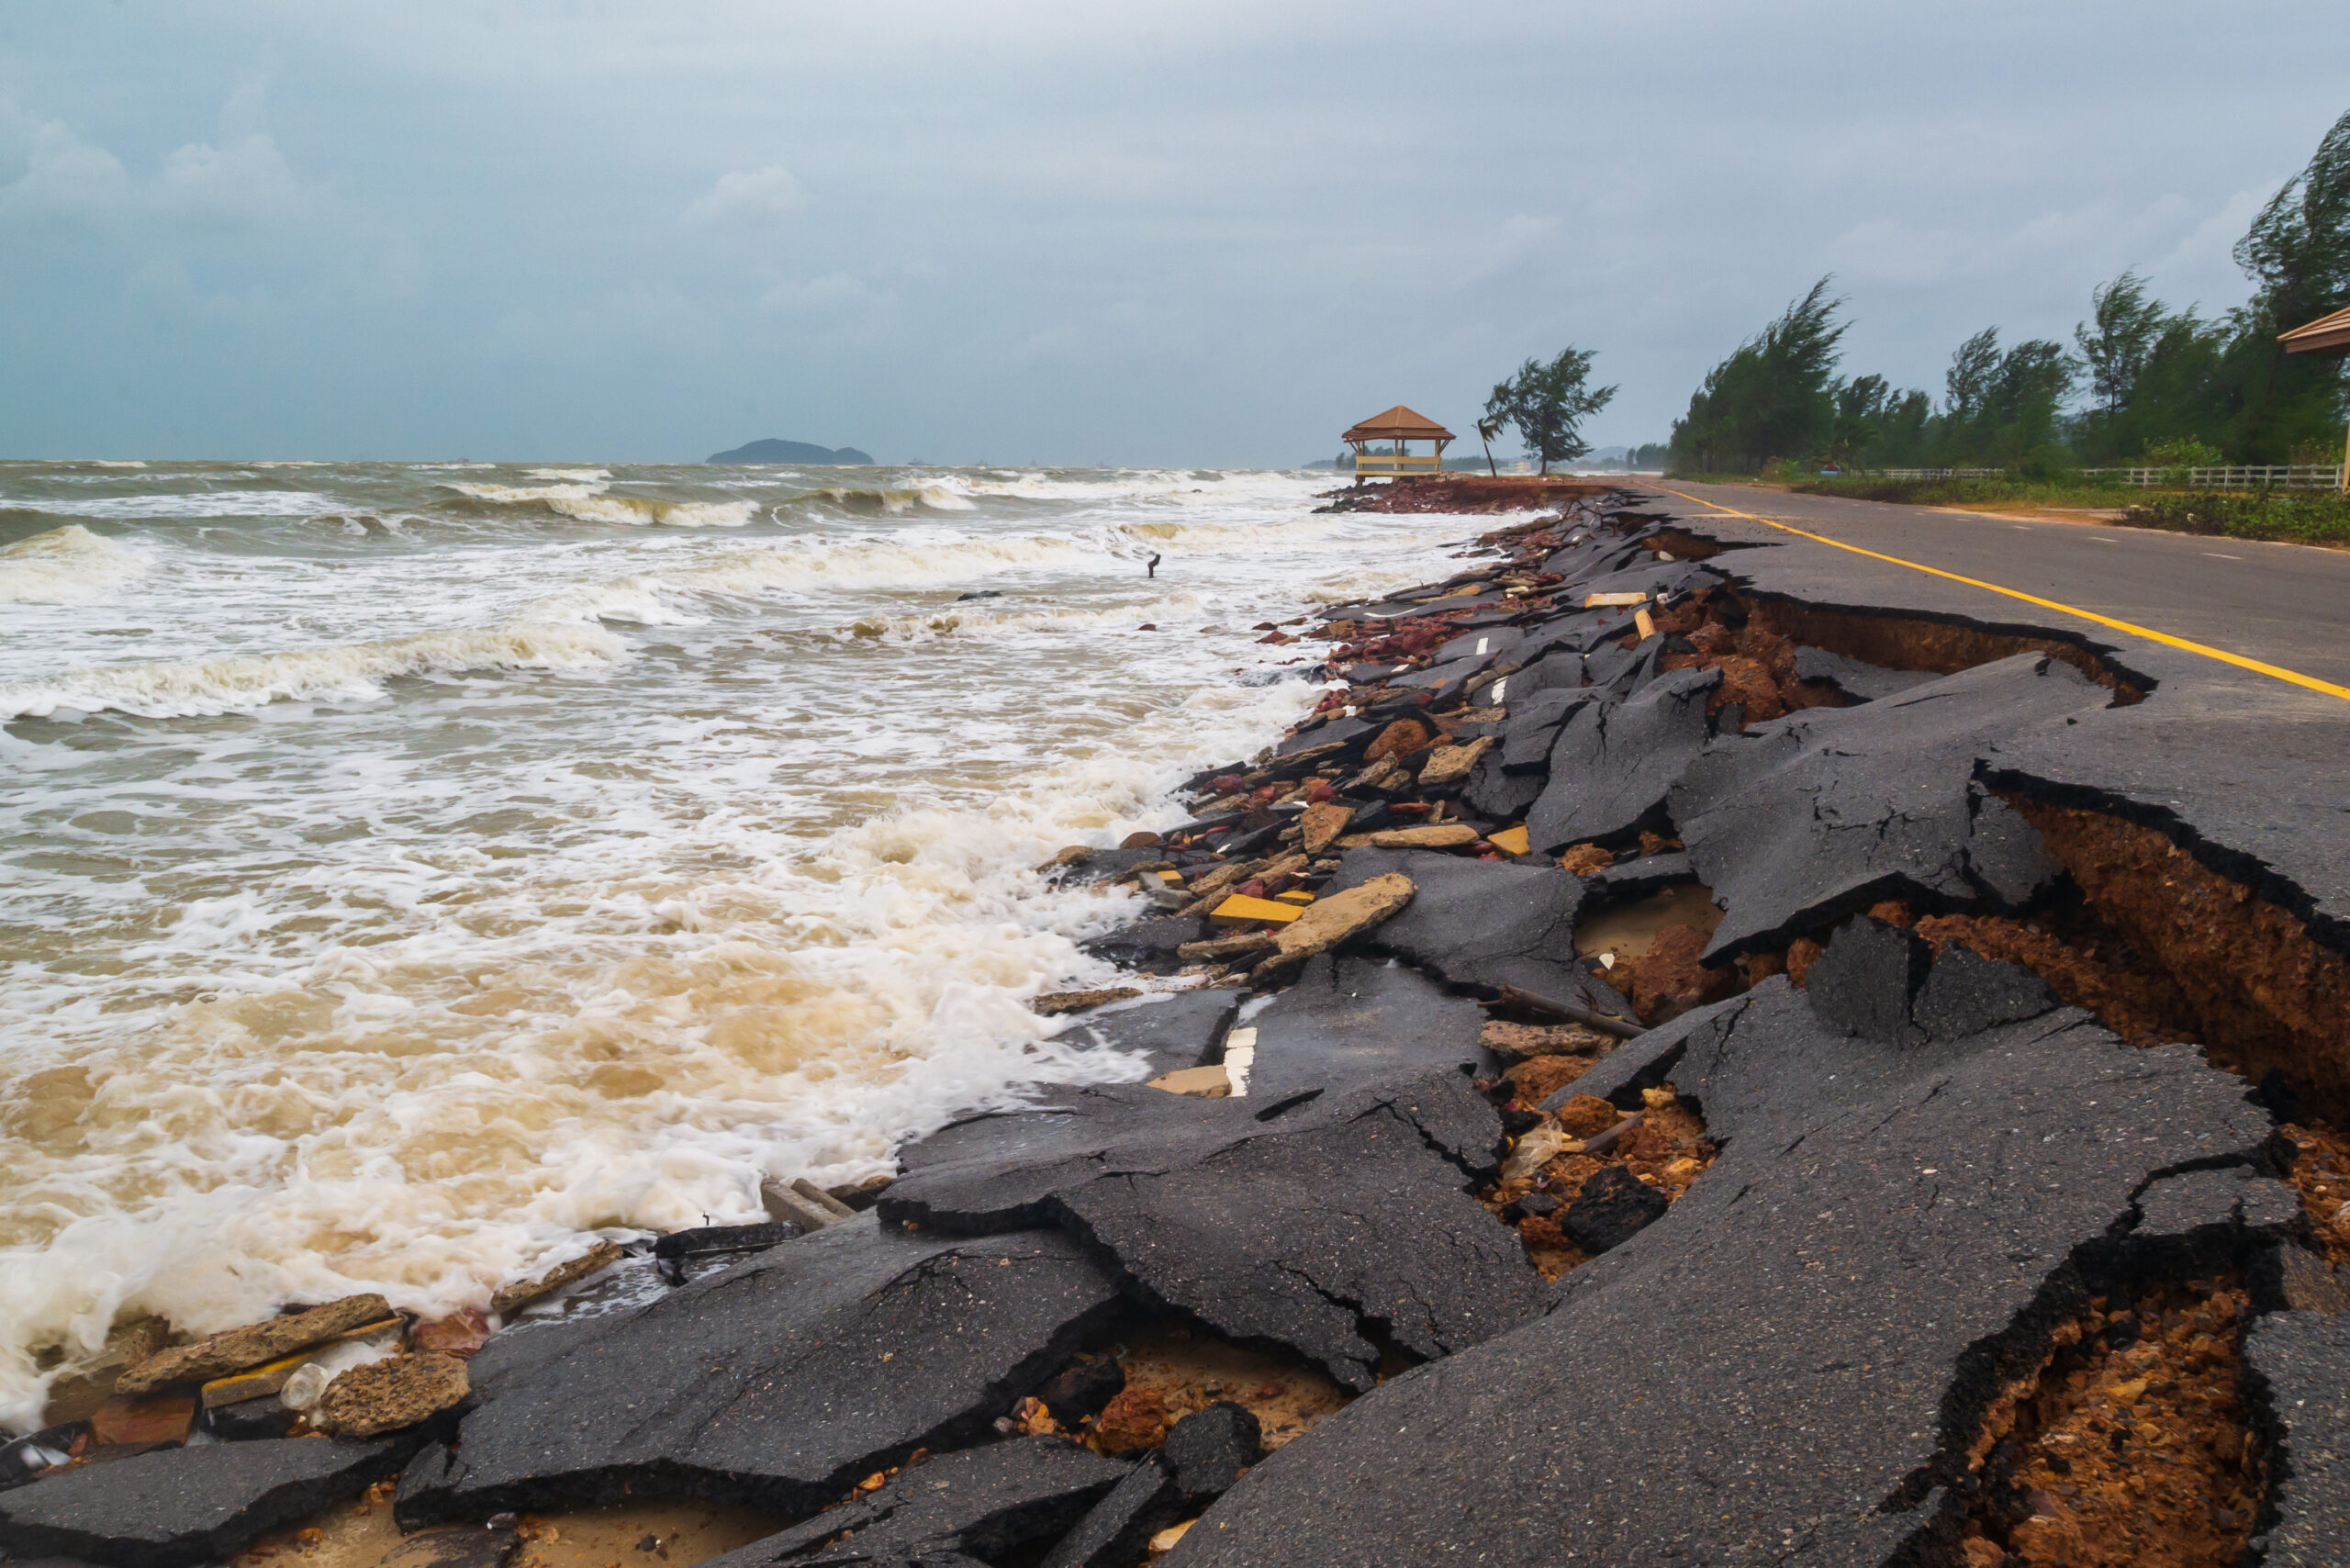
[6,474,2347,1568]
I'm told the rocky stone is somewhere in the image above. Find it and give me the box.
[883,1067,1537,1391]
[1524,667,1721,853]
[201,1394,298,1442]
[0,1436,413,1568]
[487,1240,622,1317]
[1091,1384,1174,1455]
[1362,719,1433,762]
[701,1437,1127,1568]
[1803,915,1931,1044]
[1360,824,1481,851]
[1065,990,1242,1077]
[1550,1094,1620,1138]
[396,1216,1123,1522]
[1085,916,1213,976]
[1253,871,1413,973]
[1299,801,1353,855]
[409,1308,492,1359]
[318,1351,469,1439]
[1035,1351,1126,1425]
[1415,737,1494,789]
[1672,655,2096,962]
[1559,1166,1669,1253]
[116,1294,395,1395]
[2273,1247,2350,1315]
[1175,932,1274,965]
[87,1394,196,1447]
[1034,987,1144,1015]
[2244,1311,2350,1567]
[1170,982,2275,1567]
[1158,1402,1261,1497]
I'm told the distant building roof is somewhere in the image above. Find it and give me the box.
[2280,306,2350,353]
[1342,405,1455,443]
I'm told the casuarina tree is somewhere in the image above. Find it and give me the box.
[1487,347,1617,476]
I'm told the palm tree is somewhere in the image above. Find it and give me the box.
[1476,413,1507,476]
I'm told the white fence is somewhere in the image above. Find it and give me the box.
[1867,465,2344,489]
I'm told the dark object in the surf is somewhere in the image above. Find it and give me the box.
[653,1221,801,1283]
[956,589,1003,601]
[1148,553,1162,577]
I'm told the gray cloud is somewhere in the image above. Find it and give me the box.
[0,0,2342,462]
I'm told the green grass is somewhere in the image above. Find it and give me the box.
[1785,475,2137,508]
[2120,489,2350,545]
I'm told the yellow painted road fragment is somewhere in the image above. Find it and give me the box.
[1210,894,1305,924]
[1583,591,1649,608]
[1651,487,2350,704]
[1486,824,1532,856]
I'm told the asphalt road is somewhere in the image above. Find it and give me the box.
[1639,480,2350,694]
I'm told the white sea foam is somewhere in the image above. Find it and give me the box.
[0,459,1468,1429]
[526,467,612,482]
[0,526,149,604]
[27,489,339,520]
[0,620,625,719]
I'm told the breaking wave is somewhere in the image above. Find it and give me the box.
[0,621,625,720]
[817,480,981,515]
[544,496,759,528]
[0,525,149,604]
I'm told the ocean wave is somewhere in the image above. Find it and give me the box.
[545,496,758,529]
[0,621,625,720]
[526,467,611,482]
[20,489,340,521]
[817,479,980,515]
[442,479,607,505]
[0,525,151,605]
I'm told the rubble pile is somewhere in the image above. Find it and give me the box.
[9,473,2350,1568]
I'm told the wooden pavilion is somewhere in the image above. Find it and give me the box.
[1342,405,1454,479]
[2280,306,2350,491]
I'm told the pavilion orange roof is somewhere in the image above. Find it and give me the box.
[2280,306,2350,353]
[1342,404,1455,443]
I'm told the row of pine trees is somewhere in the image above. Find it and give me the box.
[1667,110,2350,475]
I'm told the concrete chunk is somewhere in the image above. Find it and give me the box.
[117,1295,394,1395]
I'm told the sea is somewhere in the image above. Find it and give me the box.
[0,458,1491,1429]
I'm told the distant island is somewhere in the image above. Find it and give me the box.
[706,438,877,465]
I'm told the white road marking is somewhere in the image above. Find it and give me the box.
[2204,552,2242,560]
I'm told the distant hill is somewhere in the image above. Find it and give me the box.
[706,438,876,465]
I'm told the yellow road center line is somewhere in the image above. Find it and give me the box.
[1650,486,2350,703]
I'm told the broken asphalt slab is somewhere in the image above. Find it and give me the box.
[395,1216,1122,1523]
[1524,666,1721,853]
[1672,652,2103,961]
[882,1067,1541,1392]
[1162,979,2275,1566]
[1320,848,1628,1019]
[1064,991,1241,1077]
[702,1436,1127,1567]
[0,1435,416,1568]
[2244,1310,2350,1567]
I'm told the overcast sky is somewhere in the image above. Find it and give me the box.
[2,2,2344,465]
